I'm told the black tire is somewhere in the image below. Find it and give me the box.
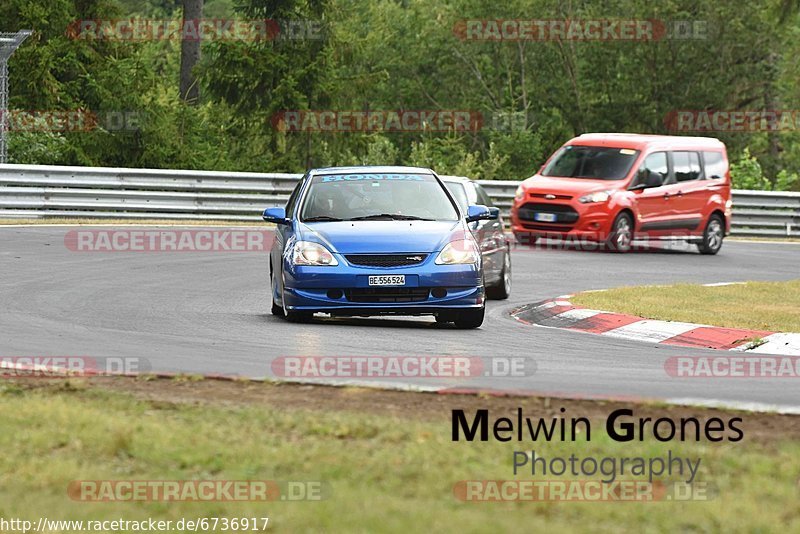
[285,309,313,323]
[277,270,312,322]
[486,250,511,300]
[514,233,538,247]
[453,306,485,329]
[605,212,634,253]
[696,214,725,255]
[270,269,285,316]
[282,289,312,323]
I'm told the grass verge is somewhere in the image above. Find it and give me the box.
[572,280,800,332]
[1,377,799,531]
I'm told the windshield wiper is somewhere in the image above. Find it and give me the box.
[349,213,433,221]
[303,215,344,222]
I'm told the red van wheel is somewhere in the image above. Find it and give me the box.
[605,213,633,253]
[697,215,724,255]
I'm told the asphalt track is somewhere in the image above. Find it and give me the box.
[2,226,799,410]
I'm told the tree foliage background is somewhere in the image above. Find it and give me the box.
[1,0,799,190]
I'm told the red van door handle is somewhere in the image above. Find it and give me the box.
[675,190,684,197]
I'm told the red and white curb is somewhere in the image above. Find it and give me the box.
[511,295,800,356]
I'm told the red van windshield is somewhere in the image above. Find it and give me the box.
[542,145,640,180]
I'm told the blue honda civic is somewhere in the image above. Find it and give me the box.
[262,166,501,328]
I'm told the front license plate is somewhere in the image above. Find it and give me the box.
[368,275,406,286]
[534,212,558,222]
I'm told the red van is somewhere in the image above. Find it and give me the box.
[510,133,732,254]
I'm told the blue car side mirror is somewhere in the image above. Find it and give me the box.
[466,204,497,223]
[262,207,289,225]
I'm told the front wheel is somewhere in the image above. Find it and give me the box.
[280,273,312,323]
[453,306,485,329]
[514,233,538,247]
[486,251,511,300]
[283,293,313,323]
[605,213,634,253]
[284,309,313,323]
[270,269,285,316]
[696,214,724,255]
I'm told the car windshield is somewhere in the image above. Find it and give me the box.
[542,145,640,180]
[300,173,459,222]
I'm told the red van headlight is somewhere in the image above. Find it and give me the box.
[578,191,612,204]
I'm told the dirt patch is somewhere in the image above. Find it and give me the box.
[6,375,798,444]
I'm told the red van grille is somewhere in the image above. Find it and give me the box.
[521,223,575,233]
[529,193,573,200]
[517,203,579,225]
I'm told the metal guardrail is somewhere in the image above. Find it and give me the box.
[0,164,798,238]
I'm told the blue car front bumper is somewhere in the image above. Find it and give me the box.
[282,256,483,315]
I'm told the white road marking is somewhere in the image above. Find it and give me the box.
[555,309,604,321]
[267,377,445,392]
[667,398,800,415]
[728,339,768,352]
[602,320,703,343]
[742,333,800,356]
[728,239,800,246]
[536,300,572,310]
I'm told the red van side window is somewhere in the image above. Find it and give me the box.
[703,151,726,180]
[673,152,701,182]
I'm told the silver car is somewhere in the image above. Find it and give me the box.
[440,175,511,300]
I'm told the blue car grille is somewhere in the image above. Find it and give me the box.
[345,287,430,303]
[344,254,428,268]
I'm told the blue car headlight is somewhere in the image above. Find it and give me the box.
[291,241,339,266]
[435,239,479,265]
